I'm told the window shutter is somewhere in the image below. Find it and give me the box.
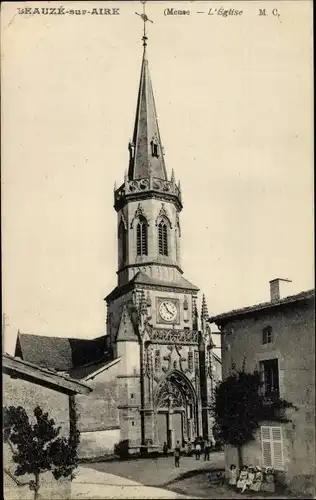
[136,223,141,255]
[261,426,284,470]
[261,426,272,467]
[142,222,148,255]
[271,427,284,470]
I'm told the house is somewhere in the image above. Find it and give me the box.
[14,332,122,459]
[209,280,315,497]
[3,354,92,500]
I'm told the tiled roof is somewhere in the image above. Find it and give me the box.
[131,270,199,291]
[15,333,108,371]
[105,269,199,303]
[68,357,120,380]
[209,289,315,324]
[3,354,92,395]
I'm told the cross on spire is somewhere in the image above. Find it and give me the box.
[135,1,153,47]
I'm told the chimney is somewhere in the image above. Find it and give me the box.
[269,278,292,302]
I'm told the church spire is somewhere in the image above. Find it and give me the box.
[128,3,167,181]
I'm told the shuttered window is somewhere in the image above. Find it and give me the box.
[158,221,168,256]
[261,426,284,470]
[136,218,148,256]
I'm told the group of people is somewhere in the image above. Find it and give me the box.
[229,464,276,494]
[162,437,217,467]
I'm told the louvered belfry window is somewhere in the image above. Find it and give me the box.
[261,426,284,470]
[158,221,168,256]
[136,218,148,256]
[119,221,127,264]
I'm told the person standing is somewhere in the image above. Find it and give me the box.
[195,441,201,460]
[163,442,168,457]
[204,439,210,461]
[174,440,181,468]
[187,438,193,457]
[228,464,238,489]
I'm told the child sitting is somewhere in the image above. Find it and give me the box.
[236,466,248,493]
[251,466,263,491]
[244,466,255,492]
[261,467,276,493]
[228,464,238,488]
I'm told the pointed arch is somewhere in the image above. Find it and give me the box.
[118,212,127,266]
[130,203,149,229]
[155,204,172,257]
[153,369,197,409]
[175,214,181,262]
[136,216,148,256]
[158,219,168,256]
[155,203,172,229]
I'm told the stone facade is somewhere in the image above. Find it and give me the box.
[210,290,315,497]
[104,41,221,452]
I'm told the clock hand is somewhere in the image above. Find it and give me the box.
[165,304,173,314]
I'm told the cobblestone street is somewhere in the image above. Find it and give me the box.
[83,453,295,499]
[84,452,225,488]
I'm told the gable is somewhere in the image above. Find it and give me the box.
[115,305,139,342]
[15,333,109,371]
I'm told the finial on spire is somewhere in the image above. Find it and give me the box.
[171,169,175,183]
[135,1,153,47]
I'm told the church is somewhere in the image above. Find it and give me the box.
[14,21,221,454]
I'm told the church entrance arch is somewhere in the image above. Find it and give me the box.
[154,370,197,449]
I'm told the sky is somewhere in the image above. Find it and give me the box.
[1,1,314,355]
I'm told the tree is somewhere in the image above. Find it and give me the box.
[3,405,80,499]
[213,366,296,468]
[214,368,264,467]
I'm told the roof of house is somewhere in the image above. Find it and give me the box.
[69,357,121,381]
[15,332,109,371]
[209,289,315,324]
[212,351,222,364]
[3,354,92,395]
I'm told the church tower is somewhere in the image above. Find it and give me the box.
[105,7,217,451]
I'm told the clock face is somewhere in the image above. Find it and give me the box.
[159,300,178,322]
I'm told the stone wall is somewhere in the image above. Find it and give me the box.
[76,377,119,432]
[75,359,124,457]
[78,428,120,459]
[3,374,71,500]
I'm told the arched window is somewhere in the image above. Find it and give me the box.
[119,220,127,265]
[136,217,148,256]
[158,220,168,256]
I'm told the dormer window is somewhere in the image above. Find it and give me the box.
[150,137,159,158]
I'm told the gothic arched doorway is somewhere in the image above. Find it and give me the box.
[154,370,197,449]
